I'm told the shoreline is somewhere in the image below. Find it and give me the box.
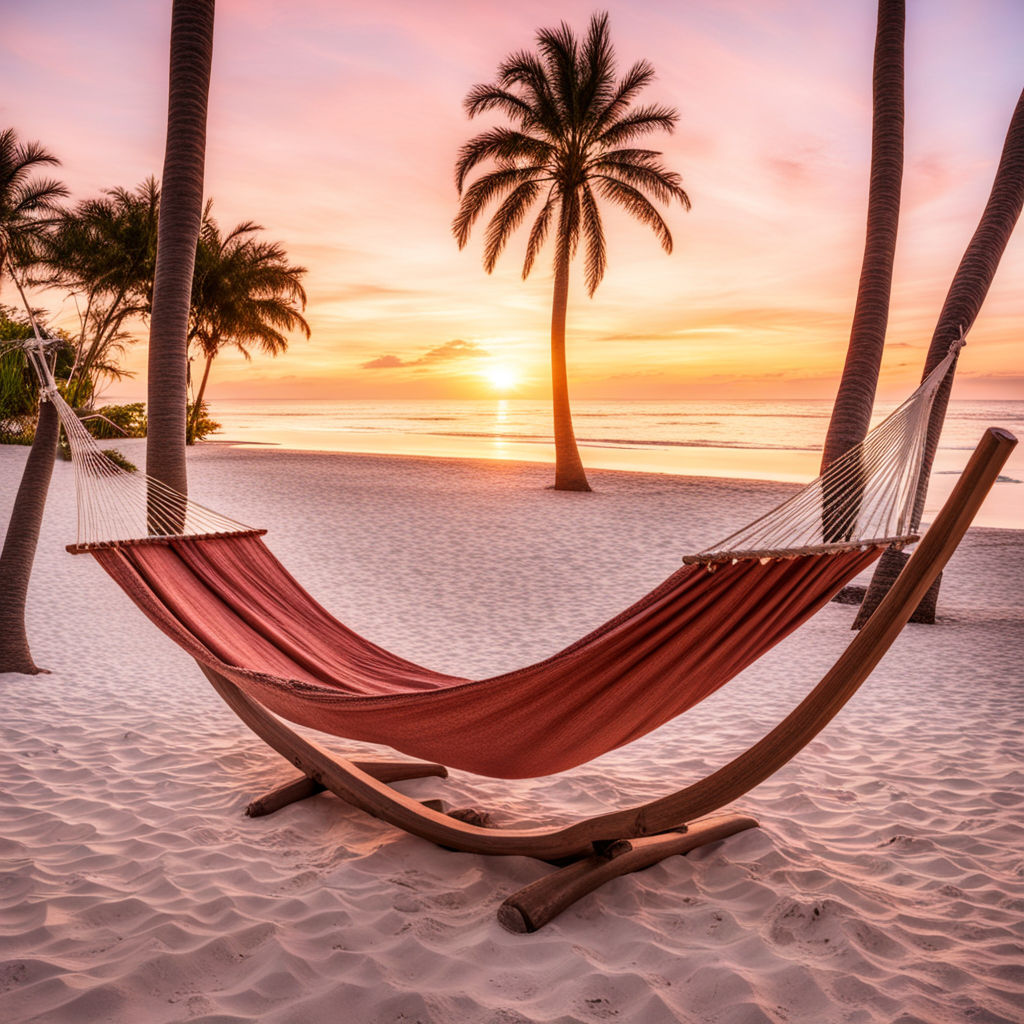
[216,435,1023,531]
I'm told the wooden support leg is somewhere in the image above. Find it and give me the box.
[497,813,759,933]
[246,759,449,817]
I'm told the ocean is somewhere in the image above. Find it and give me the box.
[206,398,1024,530]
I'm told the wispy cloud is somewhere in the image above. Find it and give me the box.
[361,339,489,369]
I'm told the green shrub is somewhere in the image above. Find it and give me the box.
[186,401,221,444]
[101,448,137,472]
[85,402,148,439]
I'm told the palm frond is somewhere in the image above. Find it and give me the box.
[497,52,563,137]
[594,176,674,252]
[599,104,679,147]
[558,189,582,261]
[578,12,617,130]
[464,84,538,128]
[483,180,542,272]
[591,157,690,208]
[453,165,547,248]
[522,187,557,278]
[536,21,579,125]
[589,60,656,138]
[580,183,606,296]
[455,127,552,192]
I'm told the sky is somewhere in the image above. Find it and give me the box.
[2,0,1022,403]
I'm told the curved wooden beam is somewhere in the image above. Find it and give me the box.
[203,427,1014,861]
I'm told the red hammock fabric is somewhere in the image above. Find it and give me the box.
[91,534,882,778]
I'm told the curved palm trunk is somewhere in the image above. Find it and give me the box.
[187,350,215,444]
[854,86,1024,627]
[147,0,215,516]
[0,399,59,673]
[550,236,591,492]
[821,0,904,540]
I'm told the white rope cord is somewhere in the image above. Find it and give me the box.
[5,268,255,547]
[50,387,254,547]
[684,339,963,564]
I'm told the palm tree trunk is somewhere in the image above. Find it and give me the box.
[820,0,904,540]
[550,234,591,492]
[187,350,215,444]
[906,86,1024,531]
[0,398,59,674]
[146,0,215,518]
[853,86,1024,627]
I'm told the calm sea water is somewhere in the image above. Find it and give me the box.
[207,398,1024,529]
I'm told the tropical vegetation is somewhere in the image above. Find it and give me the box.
[186,206,309,443]
[36,178,159,407]
[453,11,689,490]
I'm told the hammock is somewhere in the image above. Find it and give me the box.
[13,306,1016,930]
[23,320,958,777]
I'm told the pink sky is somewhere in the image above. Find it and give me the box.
[2,0,1022,402]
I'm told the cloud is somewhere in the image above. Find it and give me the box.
[361,354,405,368]
[361,338,489,369]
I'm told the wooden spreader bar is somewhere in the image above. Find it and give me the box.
[67,528,267,555]
[682,534,919,566]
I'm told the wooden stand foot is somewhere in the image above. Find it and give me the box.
[246,759,448,817]
[498,813,758,933]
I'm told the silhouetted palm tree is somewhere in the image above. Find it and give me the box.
[187,209,310,442]
[38,178,159,406]
[0,128,67,673]
[0,128,67,281]
[147,0,215,509]
[454,12,689,490]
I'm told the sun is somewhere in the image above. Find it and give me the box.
[484,365,518,393]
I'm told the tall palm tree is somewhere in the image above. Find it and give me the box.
[147,0,215,512]
[0,129,67,674]
[819,0,904,542]
[453,12,689,491]
[853,86,1024,626]
[187,209,310,442]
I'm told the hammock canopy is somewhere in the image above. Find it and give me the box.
[92,532,882,777]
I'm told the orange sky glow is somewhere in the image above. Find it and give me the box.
[2,0,1022,403]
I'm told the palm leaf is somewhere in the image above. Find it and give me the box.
[594,176,674,252]
[483,180,543,272]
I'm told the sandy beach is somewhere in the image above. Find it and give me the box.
[2,441,1022,1024]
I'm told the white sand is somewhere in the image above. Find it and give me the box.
[2,440,1022,1024]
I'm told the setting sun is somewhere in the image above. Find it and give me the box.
[484,365,518,393]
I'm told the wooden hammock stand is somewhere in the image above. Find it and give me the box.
[203,428,1014,932]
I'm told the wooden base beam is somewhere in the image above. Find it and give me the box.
[246,760,448,817]
[498,813,759,933]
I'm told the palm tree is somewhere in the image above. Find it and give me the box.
[37,178,159,407]
[453,12,689,491]
[0,129,67,673]
[0,128,67,279]
[186,208,310,442]
[819,0,904,542]
[147,0,215,511]
[853,86,1024,626]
